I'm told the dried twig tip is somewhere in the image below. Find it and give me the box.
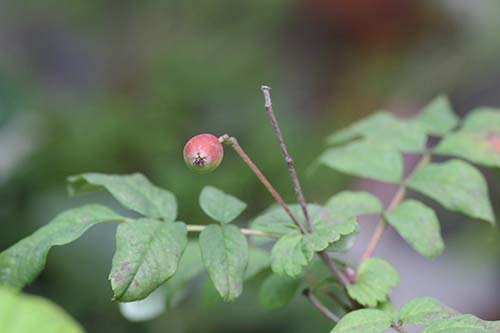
[261,85,272,107]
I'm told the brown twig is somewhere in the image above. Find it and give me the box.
[260,86,352,287]
[318,252,351,286]
[360,153,431,263]
[219,134,308,234]
[261,85,314,232]
[303,288,340,322]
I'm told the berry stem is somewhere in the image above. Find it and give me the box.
[303,288,340,323]
[186,224,280,238]
[261,85,314,233]
[219,134,308,234]
[360,153,431,263]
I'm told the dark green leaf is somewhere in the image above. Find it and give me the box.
[325,191,383,219]
[271,231,308,277]
[327,112,427,152]
[199,186,247,224]
[319,141,403,183]
[110,219,187,302]
[0,205,123,289]
[385,200,444,258]
[0,287,83,333]
[399,296,457,325]
[407,160,495,223]
[331,309,392,333]
[417,95,458,135]
[422,314,500,333]
[258,274,301,310]
[302,215,358,256]
[199,224,248,300]
[347,258,399,307]
[68,173,177,221]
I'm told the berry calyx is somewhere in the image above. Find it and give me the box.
[183,133,224,173]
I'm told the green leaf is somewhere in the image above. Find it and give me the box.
[199,186,247,224]
[399,296,457,325]
[110,219,187,302]
[68,173,177,221]
[319,141,403,183]
[385,200,444,258]
[0,287,83,333]
[407,160,495,223]
[327,112,427,152]
[347,258,399,307]
[271,231,308,277]
[461,108,500,134]
[331,309,392,333]
[325,229,358,253]
[302,215,358,256]
[199,224,248,300]
[258,274,301,310]
[435,108,500,168]
[417,95,458,135]
[0,205,123,289]
[251,204,323,236]
[435,131,500,168]
[422,314,500,333]
[325,191,383,219]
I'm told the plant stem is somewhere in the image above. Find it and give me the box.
[303,288,340,322]
[260,86,351,287]
[318,252,351,286]
[261,85,314,232]
[219,134,308,234]
[186,225,281,238]
[360,153,431,263]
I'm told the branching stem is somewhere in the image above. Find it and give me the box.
[261,85,314,232]
[303,288,340,323]
[186,225,280,238]
[360,153,431,263]
[391,323,409,333]
[219,134,308,234]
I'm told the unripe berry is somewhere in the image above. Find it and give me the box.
[183,133,224,173]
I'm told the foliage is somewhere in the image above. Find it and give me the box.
[1,95,499,332]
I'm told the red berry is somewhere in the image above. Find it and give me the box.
[183,133,224,173]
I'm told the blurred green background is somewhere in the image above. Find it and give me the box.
[1,1,499,332]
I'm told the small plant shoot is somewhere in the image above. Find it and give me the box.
[1,88,499,332]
